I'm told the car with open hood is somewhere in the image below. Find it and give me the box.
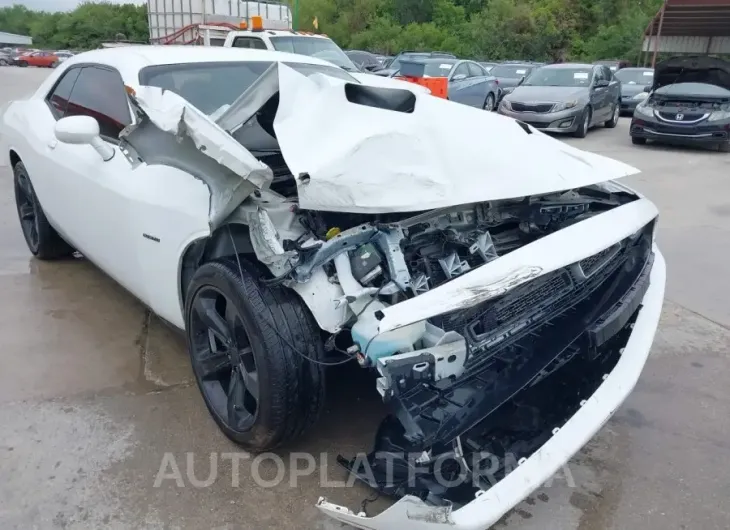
[0,45,665,530]
[498,63,621,137]
[631,56,730,152]
[615,67,655,114]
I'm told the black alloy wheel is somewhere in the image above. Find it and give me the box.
[189,285,260,433]
[14,167,40,254]
[184,258,326,451]
[13,162,74,259]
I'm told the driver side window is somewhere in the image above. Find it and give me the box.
[46,65,131,140]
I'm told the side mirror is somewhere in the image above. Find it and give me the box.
[55,115,115,161]
[643,85,652,93]
[452,73,467,81]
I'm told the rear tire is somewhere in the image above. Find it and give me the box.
[13,162,74,260]
[632,136,647,145]
[184,258,326,451]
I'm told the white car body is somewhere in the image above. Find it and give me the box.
[0,46,665,530]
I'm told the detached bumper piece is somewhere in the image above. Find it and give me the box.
[339,222,655,505]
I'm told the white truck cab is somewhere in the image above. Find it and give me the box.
[223,27,360,73]
[221,21,430,93]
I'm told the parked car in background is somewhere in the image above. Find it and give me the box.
[345,50,383,72]
[374,54,392,67]
[498,63,621,137]
[631,56,730,152]
[490,63,538,99]
[0,51,11,66]
[373,50,457,77]
[594,59,631,73]
[615,67,654,114]
[407,58,501,110]
[13,51,60,68]
[479,61,498,72]
[54,51,75,63]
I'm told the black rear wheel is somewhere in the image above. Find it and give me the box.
[185,258,326,451]
[13,162,74,259]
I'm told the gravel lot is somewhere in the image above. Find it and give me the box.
[1,66,730,530]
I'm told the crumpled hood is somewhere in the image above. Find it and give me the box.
[506,85,588,103]
[273,64,639,213]
[653,55,730,91]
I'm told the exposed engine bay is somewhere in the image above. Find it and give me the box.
[229,177,654,507]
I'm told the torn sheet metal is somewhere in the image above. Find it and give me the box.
[131,86,273,190]
[273,64,641,213]
[376,198,659,333]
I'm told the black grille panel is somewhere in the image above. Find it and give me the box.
[579,243,620,277]
[433,222,654,369]
[511,102,554,113]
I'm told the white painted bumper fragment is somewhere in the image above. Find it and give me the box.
[317,248,666,530]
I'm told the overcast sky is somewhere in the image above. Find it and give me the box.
[0,0,145,12]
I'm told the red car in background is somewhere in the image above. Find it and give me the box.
[13,51,59,68]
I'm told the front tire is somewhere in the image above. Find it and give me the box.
[573,107,591,138]
[185,258,326,451]
[13,162,74,259]
[483,93,495,111]
[604,102,620,128]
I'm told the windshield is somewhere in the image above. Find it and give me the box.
[269,36,358,71]
[490,65,531,78]
[139,61,357,115]
[615,69,654,85]
[524,67,593,87]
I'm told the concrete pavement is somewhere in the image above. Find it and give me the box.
[1,67,729,530]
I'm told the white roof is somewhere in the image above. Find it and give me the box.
[32,45,341,100]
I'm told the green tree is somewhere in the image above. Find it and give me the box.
[0,2,148,50]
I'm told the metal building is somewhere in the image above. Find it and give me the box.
[0,31,32,47]
[641,0,730,67]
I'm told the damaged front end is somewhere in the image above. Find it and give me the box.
[232,183,662,529]
[122,63,665,529]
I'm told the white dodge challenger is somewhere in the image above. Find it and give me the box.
[0,46,666,530]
